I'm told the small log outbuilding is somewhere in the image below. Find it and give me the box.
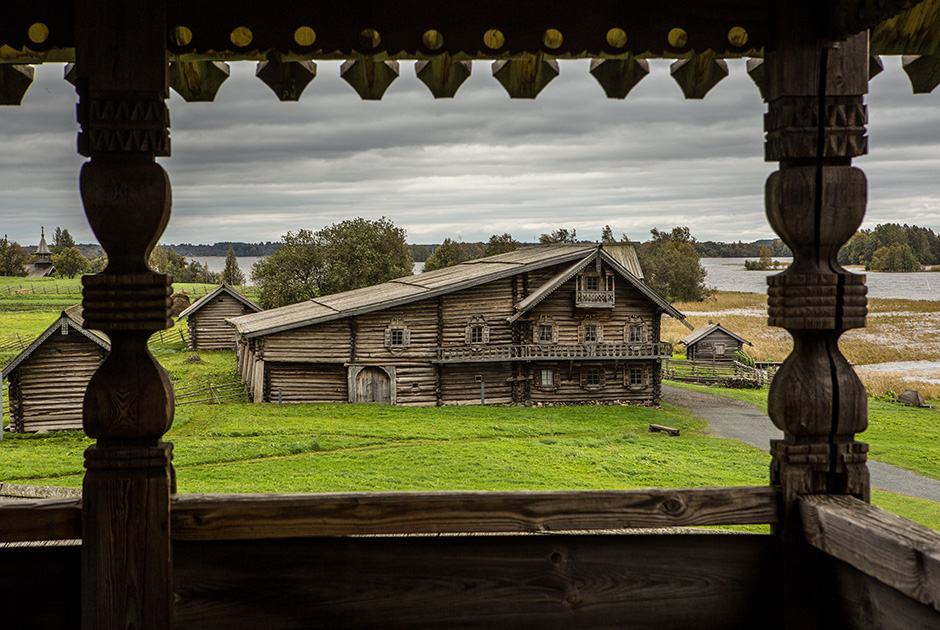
[1,306,108,433]
[229,243,688,407]
[177,284,261,351]
[680,322,753,361]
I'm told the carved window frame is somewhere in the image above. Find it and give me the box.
[534,315,558,344]
[625,365,650,388]
[580,364,605,390]
[384,317,411,354]
[464,315,490,346]
[578,315,603,344]
[536,367,558,391]
[625,316,648,343]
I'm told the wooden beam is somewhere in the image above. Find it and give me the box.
[800,494,940,614]
[0,497,81,542]
[171,486,779,540]
[174,534,781,630]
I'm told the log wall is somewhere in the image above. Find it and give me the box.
[8,332,107,432]
[266,362,347,403]
[188,294,255,351]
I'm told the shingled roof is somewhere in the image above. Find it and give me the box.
[229,243,686,338]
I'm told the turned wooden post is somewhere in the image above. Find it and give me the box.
[764,4,871,521]
[76,1,175,628]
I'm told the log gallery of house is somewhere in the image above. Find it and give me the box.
[229,243,687,406]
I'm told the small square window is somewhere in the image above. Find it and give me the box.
[539,324,553,342]
[470,326,484,344]
[390,329,404,346]
[540,369,554,387]
[630,367,644,386]
[583,324,597,343]
[586,367,600,386]
[584,275,599,291]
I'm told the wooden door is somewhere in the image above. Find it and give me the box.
[355,367,391,403]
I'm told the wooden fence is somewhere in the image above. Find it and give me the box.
[150,326,189,346]
[175,376,247,405]
[663,359,775,387]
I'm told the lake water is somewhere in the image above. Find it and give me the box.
[700,258,940,301]
[190,255,940,302]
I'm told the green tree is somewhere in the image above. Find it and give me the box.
[0,235,28,277]
[317,217,413,294]
[51,227,75,254]
[638,227,713,302]
[222,246,245,285]
[867,243,922,272]
[251,229,324,308]
[483,233,520,257]
[52,246,88,278]
[149,244,170,272]
[86,255,108,274]
[423,238,468,271]
[538,228,578,244]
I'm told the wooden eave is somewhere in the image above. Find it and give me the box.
[228,245,599,338]
[177,284,262,320]
[679,322,753,347]
[2,0,939,65]
[1,307,110,380]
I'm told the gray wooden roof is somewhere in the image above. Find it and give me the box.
[177,284,262,320]
[229,244,686,338]
[679,322,753,347]
[1,305,110,379]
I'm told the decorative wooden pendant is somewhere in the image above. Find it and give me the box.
[492,54,559,99]
[256,58,317,101]
[746,58,766,101]
[589,56,650,99]
[416,56,472,98]
[168,61,231,102]
[340,59,400,100]
[670,52,728,99]
[0,64,35,105]
[902,53,940,93]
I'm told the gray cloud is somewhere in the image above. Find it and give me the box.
[1,57,938,248]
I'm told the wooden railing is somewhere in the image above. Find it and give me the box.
[663,359,773,386]
[575,289,615,307]
[436,342,672,363]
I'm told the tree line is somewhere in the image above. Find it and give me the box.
[839,223,940,271]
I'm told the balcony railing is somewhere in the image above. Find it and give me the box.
[435,342,672,363]
[575,290,615,307]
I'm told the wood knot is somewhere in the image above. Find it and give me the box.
[659,496,687,517]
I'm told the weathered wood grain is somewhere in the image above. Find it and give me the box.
[174,534,782,630]
[171,486,779,540]
[800,494,940,613]
[0,497,82,542]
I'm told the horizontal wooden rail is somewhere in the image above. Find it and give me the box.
[0,497,82,543]
[2,487,781,544]
[436,342,672,363]
[171,486,780,540]
[800,494,940,613]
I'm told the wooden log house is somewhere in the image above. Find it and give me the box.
[680,321,753,361]
[229,243,686,407]
[177,283,262,350]
[0,305,109,433]
[3,2,940,629]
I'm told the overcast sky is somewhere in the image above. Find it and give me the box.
[1,56,938,248]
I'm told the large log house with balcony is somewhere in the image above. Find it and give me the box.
[229,243,688,406]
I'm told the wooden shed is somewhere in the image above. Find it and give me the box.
[680,322,753,361]
[0,306,108,433]
[177,284,261,350]
[3,2,940,630]
[229,243,687,407]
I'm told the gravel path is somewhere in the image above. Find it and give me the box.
[662,385,940,503]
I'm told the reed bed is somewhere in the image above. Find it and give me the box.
[662,291,940,399]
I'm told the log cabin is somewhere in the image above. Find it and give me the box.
[229,243,687,407]
[680,322,753,362]
[177,284,262,351]
[2,2,940,629]
[0,306,108,433]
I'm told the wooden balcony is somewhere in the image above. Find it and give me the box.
[435,342,672,363]
[575,290,615,308]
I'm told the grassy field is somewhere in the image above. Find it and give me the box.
[662,291,940,399]
[0,278,937,532]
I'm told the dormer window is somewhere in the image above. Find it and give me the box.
[576,272,614,307]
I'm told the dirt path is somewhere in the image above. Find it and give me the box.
[662,385,940,503]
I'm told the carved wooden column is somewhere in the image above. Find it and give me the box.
[764,4,870,525]
[76,1,175,628]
